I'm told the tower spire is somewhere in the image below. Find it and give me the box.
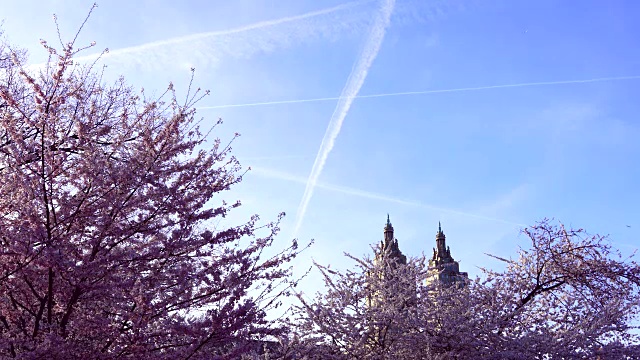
[384,214,394,244]
[427,220,468,285]
[435,221,447,256]
[378,213,406,265]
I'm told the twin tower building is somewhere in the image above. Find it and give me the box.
[377,215,468,285]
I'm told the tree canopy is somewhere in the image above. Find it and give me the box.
[0,22,301,359]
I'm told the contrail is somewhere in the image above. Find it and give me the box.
[291,0,396,238]
[66,0,373,70]
[242,155,311,161]
[253,167,526,227]
[78,1,367,60]
[198,75,640,109]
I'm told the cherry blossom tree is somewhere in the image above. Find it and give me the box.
[470,220,640,359]
[0,18,301,359]
[289,220,640,359]
[287,248,444,360]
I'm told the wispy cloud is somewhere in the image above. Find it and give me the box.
[70,1,374,70]
[253,167,526,227]
[291,0,396,238]
[198,75,640,109]
[475,183,531,219]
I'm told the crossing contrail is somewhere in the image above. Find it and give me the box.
[291,0,396,238]
[198,75,640,110]
[253,167,526,227]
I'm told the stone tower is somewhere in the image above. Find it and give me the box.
[368,214,409,309]
[427,222,468,285]
[376,214,407,265]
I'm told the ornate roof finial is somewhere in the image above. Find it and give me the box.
[384,214,394,231]
[436,221,445,241]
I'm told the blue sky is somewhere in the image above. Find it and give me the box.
[2,0,639,289]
